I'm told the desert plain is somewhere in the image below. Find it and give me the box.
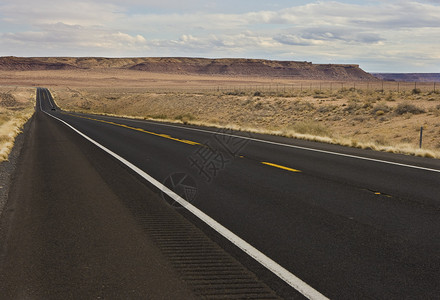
[1,64,440,161]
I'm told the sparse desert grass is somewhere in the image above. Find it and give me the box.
[291,121,333,137]
[0,87,35,161]
[0,69,439,159]
[51,85,440,159]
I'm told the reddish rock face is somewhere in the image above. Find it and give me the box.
[0,56,377,81]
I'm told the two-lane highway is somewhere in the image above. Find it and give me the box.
[2,88,439,298]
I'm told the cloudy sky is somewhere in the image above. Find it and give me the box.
[0,0,439,72]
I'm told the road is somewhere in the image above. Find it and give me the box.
[1,88,440,299]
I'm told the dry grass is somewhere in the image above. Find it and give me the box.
[1,69,439,159]
[0,87,35,162]
[51,84,440,159]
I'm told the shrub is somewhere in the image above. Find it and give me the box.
[150,114,168,119]
[313,90,328,99]
[317,105,336,113]
[79,100,92,110]
[293,100,315,112]
[313,94,328,99]
[375,136,388,146]
[225,91,245,96]
[293,121,332,137]
[343,101,362,113]
[175,113,195,124]
[385,93,395,101]
[0,93,18,107]
[395,103,425,115]
[412,88,422,94]
[372,102,391,115]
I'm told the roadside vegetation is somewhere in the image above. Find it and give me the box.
[0,88,35,162]
[52,85,440,158]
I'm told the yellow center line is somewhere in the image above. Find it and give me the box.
[373,191,392,198]
[261,162,301,173]
[62,112,201,146]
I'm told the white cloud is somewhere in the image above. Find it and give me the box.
[0,22,148,56]
[0,0,439,71]
[0,1,122,26]
[273,34,323,46]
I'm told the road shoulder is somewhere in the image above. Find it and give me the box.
[0,111,197,298]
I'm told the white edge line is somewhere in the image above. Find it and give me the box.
[99,115,440,174]
[42,110,329,300]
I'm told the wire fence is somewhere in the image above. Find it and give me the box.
[135,81,438,94]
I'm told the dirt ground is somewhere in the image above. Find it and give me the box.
[1,69,439,158]
[0,86,35,161]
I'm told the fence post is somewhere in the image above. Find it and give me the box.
[419,126,423,148]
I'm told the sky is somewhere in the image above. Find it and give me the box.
[0,0,439,72]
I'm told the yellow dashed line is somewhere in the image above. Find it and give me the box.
[63,112,201,146]
[63,113,306,174]
[373,191,392,198]
[261,162,301,173]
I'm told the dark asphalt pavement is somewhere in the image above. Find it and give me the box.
[1,88,439,299]
[0,89,200,299]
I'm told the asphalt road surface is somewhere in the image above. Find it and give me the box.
[1,88,439,299]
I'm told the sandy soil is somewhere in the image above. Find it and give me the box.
[1,69,439,158]
[0,69,293,89]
